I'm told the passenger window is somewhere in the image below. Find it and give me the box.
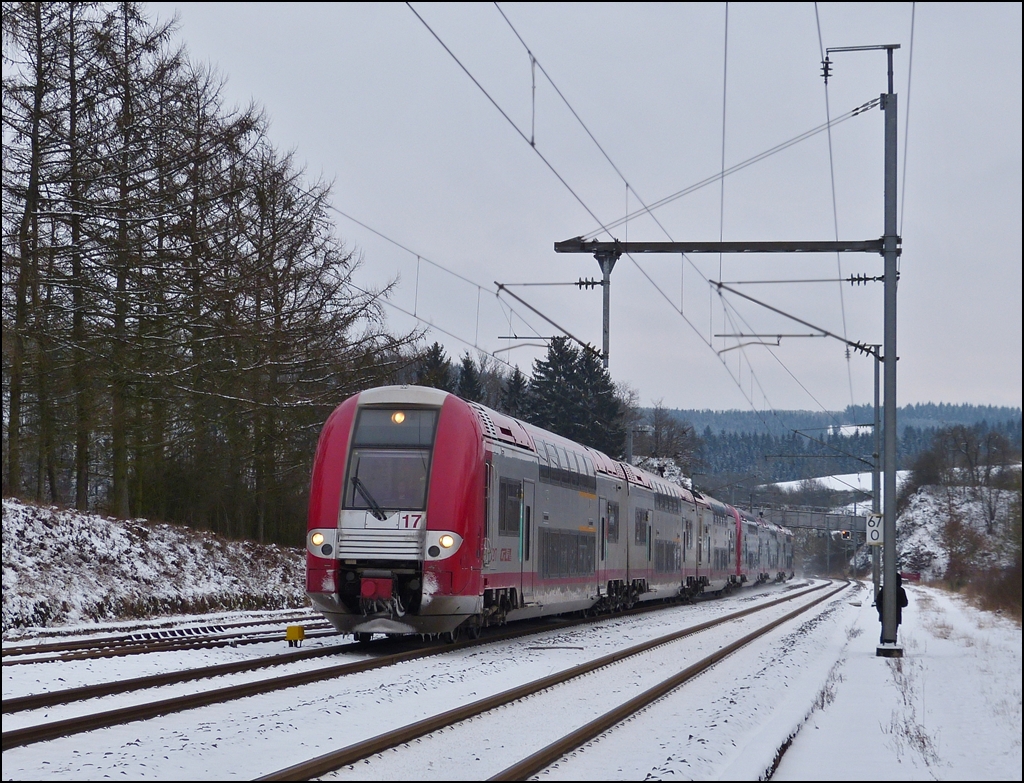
[635,508,649,545]
[607,502,620,543]
[546,443,560,469]
[498,478,522,537]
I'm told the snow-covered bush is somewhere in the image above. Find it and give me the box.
[2,499,307,635]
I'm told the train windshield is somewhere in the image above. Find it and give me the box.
[343,407,438,512]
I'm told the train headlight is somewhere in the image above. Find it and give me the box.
[391,411,406,424]
[311,532,325,547]
[425,531,463,561]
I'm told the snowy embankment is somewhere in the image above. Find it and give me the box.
[1,499,307,636]
[896,483,1017,581]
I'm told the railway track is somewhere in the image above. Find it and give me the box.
[2,612,330,665]
[257,579,847,781]
[1,581,817,752]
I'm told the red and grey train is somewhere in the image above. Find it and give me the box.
[306,385,794,640]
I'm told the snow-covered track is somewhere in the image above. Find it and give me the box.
[2,613,329,664]
[0,607,615,750]
[2,638,354,715]
[256,580,844,781]
[0,584,806,752]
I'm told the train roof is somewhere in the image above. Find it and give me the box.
[356,386,703,504]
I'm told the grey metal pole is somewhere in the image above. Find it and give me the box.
[826,515,830,576]
[872,345,881,603]
[880,49,901,653]
[595,252,617,369]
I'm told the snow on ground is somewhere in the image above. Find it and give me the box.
[2,493,1020,780]
[1,581,1019,781]
[773,584,1022,781]
[770,470,912,501]
[2,499,307,636]
[896,484,1017,581]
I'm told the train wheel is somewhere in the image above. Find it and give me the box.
[354,632,372,643]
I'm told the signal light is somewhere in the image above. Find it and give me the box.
[841,530,851,541]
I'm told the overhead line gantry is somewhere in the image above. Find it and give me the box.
[554,43,904,657]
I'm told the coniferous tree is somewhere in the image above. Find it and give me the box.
[574,340,625,457]
[525,337,580,435]
[499,365,528,418]
[414,342,453,392]
[525,337,625,457]
[456,352,483,402]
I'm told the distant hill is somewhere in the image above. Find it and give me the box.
[666,403,1022,437]
[654,404,1022,484]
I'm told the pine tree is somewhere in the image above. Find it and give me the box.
[574,342,625,457]
[525,338,625,457]
[456,352,483,402]
[499,365,529,418]
[414,342,453,391]
[525,337,580,435]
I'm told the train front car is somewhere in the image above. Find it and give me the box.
[306,386,485,639]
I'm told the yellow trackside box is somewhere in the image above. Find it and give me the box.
[285,624,305,646]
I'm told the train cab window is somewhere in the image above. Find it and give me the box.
[344,407,438,513]
[352,408,438,447]
[498,478,523,537]
[344,449,430,511]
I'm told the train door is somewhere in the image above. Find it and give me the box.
[632,506,653,591]
[521,480,535,602]
[598,496,609,594]
[695,506,704,583]
[682,502,696,585]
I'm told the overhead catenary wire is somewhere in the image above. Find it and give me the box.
[899,3,915,244]
[814,2,855,407]
[327,203,548,367]
[580,98,878,240]
[491,3,871,443]
[407,2,613,238]
[413,3,878,452]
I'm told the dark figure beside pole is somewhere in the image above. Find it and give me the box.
[876,573,909,644]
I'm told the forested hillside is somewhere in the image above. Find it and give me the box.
[670,403,1022,437]
[666,406,1021,483]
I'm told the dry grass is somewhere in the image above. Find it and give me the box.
[928,621,953,639]
[883,657,942,767]
[922,568,1022,627]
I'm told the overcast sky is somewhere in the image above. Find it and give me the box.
[147,2,1022,414]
